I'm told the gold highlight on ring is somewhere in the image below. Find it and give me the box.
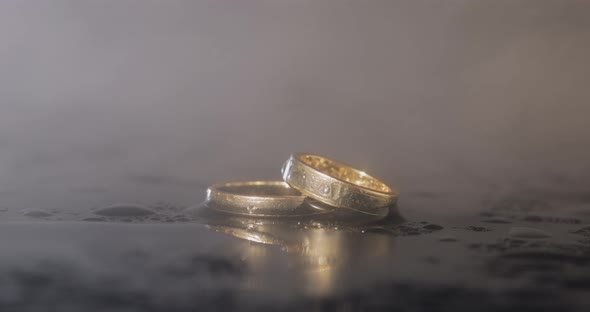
[206,181,328,217]
[281,153,398,216]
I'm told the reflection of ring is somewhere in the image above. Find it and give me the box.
[206,225,289,246]
[282,153,398,215]
[206,181,326,217]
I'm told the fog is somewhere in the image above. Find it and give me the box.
[1,1,589,211]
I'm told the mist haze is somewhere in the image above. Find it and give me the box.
[1,0,589,211]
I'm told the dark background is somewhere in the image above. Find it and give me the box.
[1,0,589,212]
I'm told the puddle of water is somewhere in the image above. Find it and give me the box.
[93,204,156,217]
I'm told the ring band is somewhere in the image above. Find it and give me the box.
[206,181,329,217]
[281,153,398,215]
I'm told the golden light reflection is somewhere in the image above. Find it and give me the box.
[199,204,401,297]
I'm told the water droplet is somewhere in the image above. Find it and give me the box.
[321,185,331,195]
[439,236,458,242]
[94,204,155,217]
[508,227,552,239]
[423,224,444,231]
[363,227,393,234]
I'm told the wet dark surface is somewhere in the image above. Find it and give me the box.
[1,186,590,311]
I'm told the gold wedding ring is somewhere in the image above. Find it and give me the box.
[282,153,398,215]
[206,181,329,217]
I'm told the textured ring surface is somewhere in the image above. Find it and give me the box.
[281,153,398,216]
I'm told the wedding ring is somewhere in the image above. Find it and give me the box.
[206,181,329,217]
[282,153,398,215]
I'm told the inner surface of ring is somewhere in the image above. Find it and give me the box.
[218,183,302,197]
[299,155,392,193]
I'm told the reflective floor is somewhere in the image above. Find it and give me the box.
[1,185,589,311]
